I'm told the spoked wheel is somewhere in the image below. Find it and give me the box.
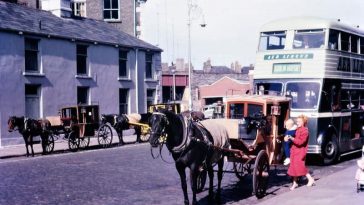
[253,150,269,199]
[139,134,150,143]
[79,136,90,149]
[68,131,79,152]
[196,169,207,193]
[233,162,249,180]
[44,133,55,154]
[97,124,113,148]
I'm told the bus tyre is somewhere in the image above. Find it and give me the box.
[322,136,339,165]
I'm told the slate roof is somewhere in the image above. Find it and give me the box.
[0,1,161,51]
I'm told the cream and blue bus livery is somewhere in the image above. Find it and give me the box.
[254,17,364,164]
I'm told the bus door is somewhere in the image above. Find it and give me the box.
[351,110,364,149]
[339,113,351,153]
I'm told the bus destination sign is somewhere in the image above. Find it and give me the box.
[273,63,301,74]
[264,53,314,60]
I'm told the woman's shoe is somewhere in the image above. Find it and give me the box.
[307,179,315,187]
[290,183,298,190]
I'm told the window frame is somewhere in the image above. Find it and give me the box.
[24,38,40,72]
[119,49,129,78]
[76,44,89,76]
[119,88,129,115]
[145,53,153,79]
[77,86,90,105]
[71,1,87,17]
[103,0,120,21]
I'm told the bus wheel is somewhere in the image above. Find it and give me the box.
[322,135,339,165]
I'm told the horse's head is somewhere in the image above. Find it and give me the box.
[8,116,22,132]
[149,111,169,147]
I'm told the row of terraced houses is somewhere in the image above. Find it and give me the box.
[0,1,162,146]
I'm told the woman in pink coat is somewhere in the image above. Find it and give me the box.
[284,115,315,190]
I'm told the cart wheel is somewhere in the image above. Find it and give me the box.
[253,150,269,199]
[197,169,207,193]
[44,133,55,154]
[79,136,90,149]
[233,162,248,180]
[97,124,113,147]
[140,134,150,142]
[68,131,79,152]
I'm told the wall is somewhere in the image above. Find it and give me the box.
[0,31,161,146]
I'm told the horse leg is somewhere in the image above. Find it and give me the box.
[207,164,214,203]
[23,135,30,157]
[135,127,141,143]
[30,136,35,157]
[176,163,189,205]
[189,166,199,205]
[118,131,124,145]
[216,159,224,204]
[41,134,47,155]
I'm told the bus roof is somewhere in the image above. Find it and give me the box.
[226,95,291,104]
[260,17,363,36]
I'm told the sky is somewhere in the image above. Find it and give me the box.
[140,0,364,69]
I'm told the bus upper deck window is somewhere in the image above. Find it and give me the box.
[329,29,339,50]
[293,29,325,49]
[259,31,286,51]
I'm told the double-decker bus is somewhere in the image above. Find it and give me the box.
[254,17,364,164]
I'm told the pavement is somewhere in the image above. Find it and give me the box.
[257,160,364,205]
[0,129,138,159]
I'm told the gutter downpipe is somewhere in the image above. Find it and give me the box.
[135,48,139,113]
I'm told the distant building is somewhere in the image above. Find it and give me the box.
[0,1,161,146]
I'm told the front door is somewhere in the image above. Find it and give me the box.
[25,85,40,119]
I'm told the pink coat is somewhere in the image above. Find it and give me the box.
[287,126,309,177]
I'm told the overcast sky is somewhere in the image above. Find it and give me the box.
[140,0,364,69]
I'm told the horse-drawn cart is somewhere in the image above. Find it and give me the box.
[56,104,112,151]
[219,95,290,198]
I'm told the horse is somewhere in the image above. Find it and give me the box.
[148,110,229,205]
[101,113,152,144]
[8,116,51,157]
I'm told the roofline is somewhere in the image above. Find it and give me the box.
[199,76,249,88]
[260,16,364,36]
[0,27,162,52]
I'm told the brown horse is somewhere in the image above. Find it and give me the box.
[8,116,52,157]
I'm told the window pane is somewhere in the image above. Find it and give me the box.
[119,89,129,114]
[293,30,325,49]
[25,50,38,71]
[103,10,111,19]
[286,82,320,109]
[25,39,38,50]
[77,55,87,74]
[341,32,350,51]
[77,45,87,55]
[229,103,244,119]
[104,0,110,9]
[111,10,119,19]
[111,0,118,9]
[351,35,358,53]
[119,50,127,59]
[25,84,39,95]
[329,29,339,50]
[146,62,152,78]
[77,87,89,104]
[247,104,263,116]
[256,82,283,95]
[119,59,127,77]
[259,31,286,51]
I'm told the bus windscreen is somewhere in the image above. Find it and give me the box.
[286,82,320,109]
[259,31,286,51]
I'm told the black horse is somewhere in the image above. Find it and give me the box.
[101,113,152,144]
[149,110,229,205]
[8,116,51,157]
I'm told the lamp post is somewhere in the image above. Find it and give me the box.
[187,0,206,111]
[171,67,176,102]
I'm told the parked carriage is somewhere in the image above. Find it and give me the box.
[188,95,291,198]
